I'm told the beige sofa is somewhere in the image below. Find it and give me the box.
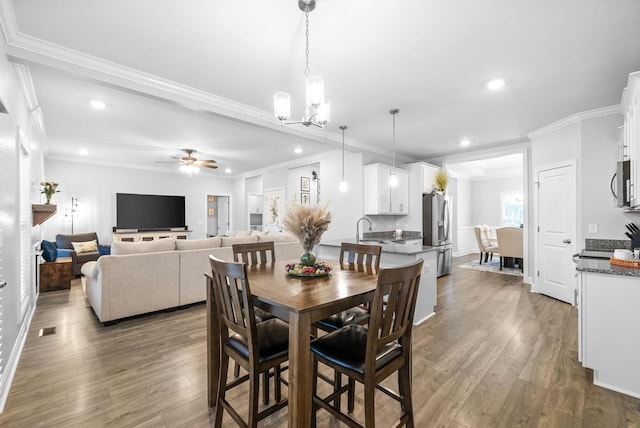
[81,233,303,324]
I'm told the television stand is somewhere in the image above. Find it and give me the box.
[113,230,190,242]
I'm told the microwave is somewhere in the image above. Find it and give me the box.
[614,160,631,207]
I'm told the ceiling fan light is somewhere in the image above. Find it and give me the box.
[180,164,199,175]
[274,92,291,121]
[305,76,324,106]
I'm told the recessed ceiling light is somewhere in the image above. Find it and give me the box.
[224,168,231,174]
[90,100,106,109]
[78,148,89,155]
[487,78,505,91]
[294,147,302,154]
[460,139,471,147]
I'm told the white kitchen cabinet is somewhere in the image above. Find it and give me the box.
[363,163,409,215]
[578,271,640,398]
[422,163,440,193]
[621,71,640,208]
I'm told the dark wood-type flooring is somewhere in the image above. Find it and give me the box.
[1,254,639,427]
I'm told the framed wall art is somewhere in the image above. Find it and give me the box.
[300,176,310,192]
[301,192,310,205]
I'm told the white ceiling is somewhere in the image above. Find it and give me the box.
[2,0,639,176]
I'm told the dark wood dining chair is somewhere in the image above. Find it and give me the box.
[231,241,278,404]
[232,241,276,265]
[310,259,423,427]
[316,242,382,332]
[208,255,289,427]
[314,242,382,410]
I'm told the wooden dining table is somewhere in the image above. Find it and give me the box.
[206,260,379,427]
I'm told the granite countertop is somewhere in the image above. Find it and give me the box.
[319,238,438,255]
[576,258,640,277]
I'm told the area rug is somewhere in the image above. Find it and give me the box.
[458,257,523,277]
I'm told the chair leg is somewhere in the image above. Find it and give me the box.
[214,354,230,428]
[311,359,319,428]
[275,365,282,402]
[363,378,376,427]
[249,369,260,428]
[484,252,489,263]
[262,370,269,405]
[479,252,483,265]
[398,362,414,428]
[348,377,355,412]
[499,257,503,270]
[234,362,240,378]
[490,253,493,261]
[333,370,342,410]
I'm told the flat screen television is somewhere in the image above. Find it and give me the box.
[116,193,186,231]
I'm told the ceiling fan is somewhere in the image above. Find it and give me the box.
[156,148,218,171]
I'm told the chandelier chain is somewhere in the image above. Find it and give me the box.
[304,7,310,76]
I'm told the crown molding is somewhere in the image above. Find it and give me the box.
[0,1,411,164]
[526,104,620,139]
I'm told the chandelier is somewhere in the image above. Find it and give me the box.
[274,0,330,129]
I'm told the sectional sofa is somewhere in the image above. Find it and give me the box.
[81,233,303,324]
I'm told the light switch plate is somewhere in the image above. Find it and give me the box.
[588,223,598,233]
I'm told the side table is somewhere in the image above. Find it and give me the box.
[40,257,74,292]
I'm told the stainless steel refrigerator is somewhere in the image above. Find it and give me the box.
[422,192,452,277]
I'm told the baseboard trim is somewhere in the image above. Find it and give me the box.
[0,300,36,413]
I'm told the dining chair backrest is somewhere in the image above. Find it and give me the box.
[496,226,523,258]
[367,259,423,362]
[209,255,259,359]
[340,242,382,269]
[232,241,275,265]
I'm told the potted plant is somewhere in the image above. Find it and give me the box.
[40,181,60,204]
[435,171,448,193]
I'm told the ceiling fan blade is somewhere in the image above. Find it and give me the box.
[202,164,218,169]
[199,159,217,163]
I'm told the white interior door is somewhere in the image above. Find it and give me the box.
[537,162,576,304]
[217,196,229,235]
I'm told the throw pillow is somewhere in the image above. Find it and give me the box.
[41,240,58,262]
[98,245,111,256]
[71,239,98,253]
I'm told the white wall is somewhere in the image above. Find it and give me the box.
[470,176,524,227]
[42,160,235,243]
[0,44,46,410]
[581,114,631,239]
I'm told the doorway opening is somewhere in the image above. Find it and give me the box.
[206,194,231,237]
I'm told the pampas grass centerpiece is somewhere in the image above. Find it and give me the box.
[282,201,331,266]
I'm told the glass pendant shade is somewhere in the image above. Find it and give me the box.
[274,92,291,120]
[339,180,348,192]
[315,100,330,124]
[306,76,325,106]
[389,172,399,187]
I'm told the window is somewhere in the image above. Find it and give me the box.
[500,191,523,227]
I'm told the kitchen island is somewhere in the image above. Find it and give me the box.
[576,258,640,398]
[316,239,438,325]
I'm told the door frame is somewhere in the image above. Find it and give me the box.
[204,192,232,237]
[532,159,577,298]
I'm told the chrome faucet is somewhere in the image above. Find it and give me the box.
[356,217,372,242]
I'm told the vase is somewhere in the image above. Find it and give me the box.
[45,195,53,205]
[300,250,317,267]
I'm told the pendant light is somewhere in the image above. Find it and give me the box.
[389,108,399,187]
[274,0,330,129]
[339,125,348,192]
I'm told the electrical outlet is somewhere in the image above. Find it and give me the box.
[588,223,598,234]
